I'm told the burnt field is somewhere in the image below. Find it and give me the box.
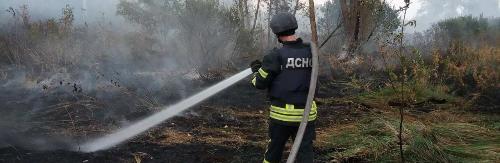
[1,75,498,162]
[0,61,496,163]
[0,75,364,163]
[1,0,499,162]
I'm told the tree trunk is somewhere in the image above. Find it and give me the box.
[238,0,245,28]
[339,0,382,56]
[244,0,249,27]
[293,0,300,16]
[251,0,261,34]
[308,0,318,45]
[267,0,273,47]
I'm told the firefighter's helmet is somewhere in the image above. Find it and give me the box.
[270,12,298,36]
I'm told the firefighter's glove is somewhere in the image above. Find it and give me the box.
[250,60,262,73]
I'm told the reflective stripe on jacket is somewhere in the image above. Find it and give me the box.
[251,38,317,125]
[270,101,317,122]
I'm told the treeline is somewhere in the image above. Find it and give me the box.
[363,15,500,112]
[408,15,500,108]
[0,0,402,81]
[0,1,498,106]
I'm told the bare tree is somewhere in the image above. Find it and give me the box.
[251,0,262,34]
[397,1,411,162]
[267,0,273,47]
[244,0,249,26]
[293,0,300,16]
[308,0,318,45]
[339,0,392,56]
[238,0,245,28]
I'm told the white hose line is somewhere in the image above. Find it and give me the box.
[77,69,253,152]
[286,42,319,163]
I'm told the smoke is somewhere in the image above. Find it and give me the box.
[0,129,75,150]
[0,0,244,151]
[79,69,252,152]
[412,0,500,32]
[0,0,125,26]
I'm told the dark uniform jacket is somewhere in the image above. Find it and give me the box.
[252,38,317,126]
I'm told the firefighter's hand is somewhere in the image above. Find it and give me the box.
[250,60,262,73]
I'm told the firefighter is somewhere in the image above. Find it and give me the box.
[250,12,317,163]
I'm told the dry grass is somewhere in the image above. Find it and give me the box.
[322,106,500,162]
[423,110,477,124]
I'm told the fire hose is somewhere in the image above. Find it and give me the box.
[286,42,319,163]
[78,42,321,161]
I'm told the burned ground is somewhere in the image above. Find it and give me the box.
[0,71,369,163]
[1,63,498,163]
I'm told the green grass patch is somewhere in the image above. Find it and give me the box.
[326,114,500,162]
[325,80,498,162]
[432,123,500,162]
[328,117,399,161]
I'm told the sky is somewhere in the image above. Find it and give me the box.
[0,0,124,26]
[1,0,499,32]
[314,0,500,32]
[313,0,420,18]
[315,0,499,19]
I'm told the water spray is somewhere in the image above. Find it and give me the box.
[78,69,253,152]
[78,43,320,162]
